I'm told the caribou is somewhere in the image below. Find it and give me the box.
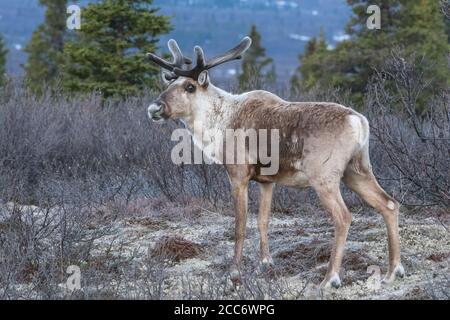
[146,37,404,289]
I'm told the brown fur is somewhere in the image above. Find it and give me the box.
[226,92,357,187]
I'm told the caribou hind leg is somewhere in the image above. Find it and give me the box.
[312,179,353,289]
[343,152,404,283]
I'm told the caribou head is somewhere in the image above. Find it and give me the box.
[147,37,251,123]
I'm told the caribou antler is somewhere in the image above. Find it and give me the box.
[147,39,192,81]
[147,37,252,81]
[173,37,252,80]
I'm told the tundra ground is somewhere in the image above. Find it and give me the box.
[3,199,447,300]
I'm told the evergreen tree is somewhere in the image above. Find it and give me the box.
[23,0,67,93]
[290,30,328,96]
[292,0,450,106]
[0,35,8,85]
[238,25,276,91]
[60,0,171,97]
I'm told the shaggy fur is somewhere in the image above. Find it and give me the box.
[147,60,403,290]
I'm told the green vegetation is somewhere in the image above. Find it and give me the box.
[292,0,450,109]
[290,29,328,97]
[0,35,7,85]
[60,0,171,97]
[23,0,67,94]
[238,25,276,91]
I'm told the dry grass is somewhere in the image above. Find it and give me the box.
[427,252,450,263]
[151,235,203,262]
[125,217,169,230]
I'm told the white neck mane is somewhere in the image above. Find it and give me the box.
[181,84,243,163]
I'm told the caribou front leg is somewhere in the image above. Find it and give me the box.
[229,178,250,283]
[258,182,274,269]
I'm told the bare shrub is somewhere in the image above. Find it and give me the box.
[441,0,450,19]
[275,239,330,276]
[0,66,448,299]
[366,51,450,207]
[0,199,117,299]
[425,268,450,300]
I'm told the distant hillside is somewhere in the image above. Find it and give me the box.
[0,0,350,81]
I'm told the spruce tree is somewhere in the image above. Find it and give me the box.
[292,0,450,106]
[23,0,67,93]
[238,25,276,91]
[0,35,7,85]
[60,0,171,97]
[290,30,328,96]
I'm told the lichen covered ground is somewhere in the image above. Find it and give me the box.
[2,200,449,299]
[89,202,450,300]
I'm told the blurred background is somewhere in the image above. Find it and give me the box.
[0,0,350,78]
[0,0,448,99]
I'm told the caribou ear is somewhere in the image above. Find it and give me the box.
[198,70,209,88]
[161,69,173,86]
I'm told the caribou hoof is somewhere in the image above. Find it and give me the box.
[382,264,405,284]
[230,265,242,285]
[320,273,341,290]
[258,257,278,278]
[258,257,274,271]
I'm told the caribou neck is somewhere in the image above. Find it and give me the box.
[183,84,241,134]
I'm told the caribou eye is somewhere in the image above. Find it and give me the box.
[185,83,196,93]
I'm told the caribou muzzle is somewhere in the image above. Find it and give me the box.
[148,100,168,122]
